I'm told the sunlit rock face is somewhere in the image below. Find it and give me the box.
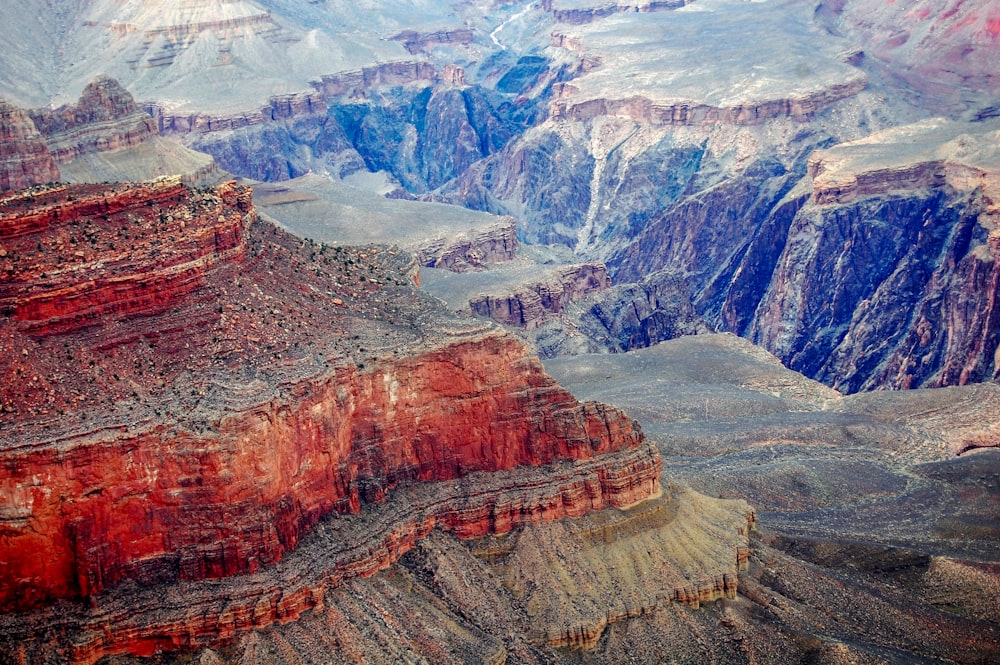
[0,178,665,662]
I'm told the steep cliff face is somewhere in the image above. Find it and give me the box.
[469,262,611,329]
[328,83,536,193]
[1,76,218,189]
[147,91,328,137]
[410,219,518,271]
[0,101,60,191]
[28,76,156,164]
[433,0,1000,392]
[748,120,1000,391]
[0,179,663,662]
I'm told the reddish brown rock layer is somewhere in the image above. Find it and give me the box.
[0,177,250,336]
[0,439,660,664]
[0,329,648,612]
[0,179,658,665]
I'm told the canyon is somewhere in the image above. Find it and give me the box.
[0,0,998,663]
[0,178,758,663]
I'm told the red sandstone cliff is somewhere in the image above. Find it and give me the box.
[0,179,660,662]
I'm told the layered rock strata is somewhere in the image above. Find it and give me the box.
[1,439,661,664]
[476,486,755,650]
[549,1,691,25]
[392,28,475,54]
[807,118,1000,210]
[0,176,246,336]
[410,220,519,272]
[0,179,661,661]
[0,101,60,191]
[469,262,611,329]
[750,118,1000,391]
[109,0,293,70]
[546,1,868,127]
[0,76,219,190]
[551,78,868,126]
[147,91,328,137]
[27,76,156,164]
[312,62,440,98]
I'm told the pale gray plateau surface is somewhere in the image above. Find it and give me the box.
[546,334,1000,661]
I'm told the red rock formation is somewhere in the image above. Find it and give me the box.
[0,179,660,662]
[470,263,611,329]
[0,101,61,191]
[0,177,249,336]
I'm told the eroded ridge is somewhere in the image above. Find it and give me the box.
[0,179,663,662]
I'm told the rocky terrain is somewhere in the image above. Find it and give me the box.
[0,0,998,663]
[0,179,763,663]
[545,335,1000,663]
[1,76,220,189]
[253,173,519,272]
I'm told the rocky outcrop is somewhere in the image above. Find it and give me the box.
[480,486,754,650]
[0,177,248,336]
[412,218,518,272]
[1,439,661,665]
[748,120,1000,391]
[550,77,869,126]
[28,76,156,164]
[392,28,474,54]
[110,0,293,70]
[577,269,706,351]
[470,263,611,329]
[313,62,440,98]
[0,179,661,661]
[147,91,328,137]
[550,0,690,25]
[807,119,1000,208]
[0,100,60,191]
[1,76,219,190]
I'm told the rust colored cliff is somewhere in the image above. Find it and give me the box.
[0,179,660,661]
